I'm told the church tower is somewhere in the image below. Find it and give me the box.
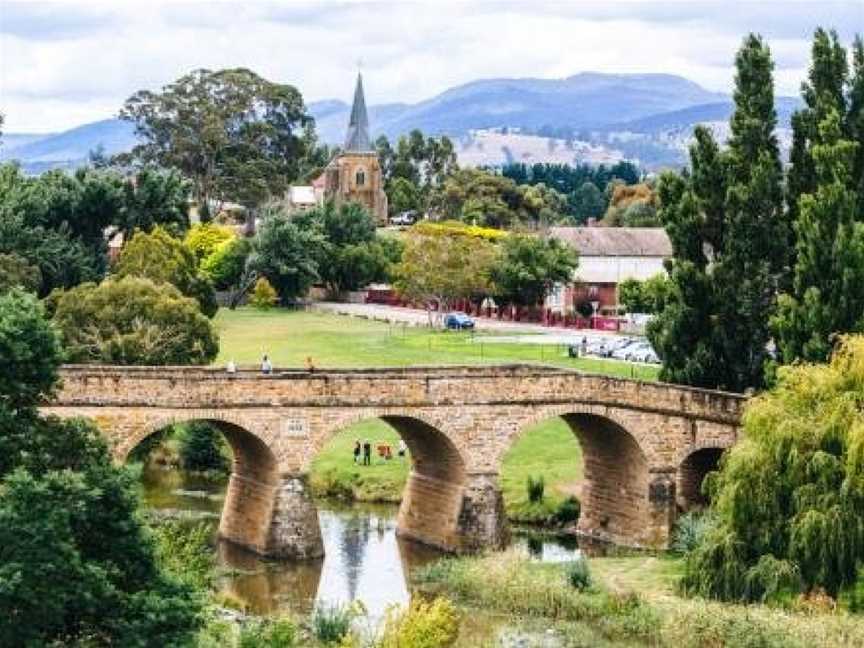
[323,74,388,225]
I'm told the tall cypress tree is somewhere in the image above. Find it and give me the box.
[847,36,864,214]
[649,34,787,392]
[774,32,864,363]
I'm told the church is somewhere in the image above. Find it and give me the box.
[288,74,388,225]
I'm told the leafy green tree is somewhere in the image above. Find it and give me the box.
[51,277,219,365]
[201,237,252,291]
[116,167,191,239]
[0,252,41,294]
[618,274,672,314]
[618,278,648,314]
[774,110,864,362]
[569,181,606,222]
[177,422,229,473]
[389,176,422,214]
[249,276,278,309]
[115,226,217,317]
[0,290,202,646]
[0,291,62,410]
[649,35,786,391]
[184,222,236,265]
[394,229,498,325]
[490,235,577,307]
[248,209,324,302]
[121,68,312,219]
[683,336,864,601]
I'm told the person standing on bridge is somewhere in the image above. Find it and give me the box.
[353,439,361,464]
[261,354,272,374]
[363,439,371,466]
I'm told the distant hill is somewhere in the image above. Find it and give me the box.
[2,72,800,173]
[0,119,137,173]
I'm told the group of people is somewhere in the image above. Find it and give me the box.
[224,354,316,374]
[354,438,407,465]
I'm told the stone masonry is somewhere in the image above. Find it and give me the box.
[43,364,745,558]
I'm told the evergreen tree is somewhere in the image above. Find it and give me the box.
[773,31,864,363]
[649,34,786,391]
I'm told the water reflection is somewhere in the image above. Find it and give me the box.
[140,466,582,619]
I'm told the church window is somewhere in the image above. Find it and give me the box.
[355,169,366,186]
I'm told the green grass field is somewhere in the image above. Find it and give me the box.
[215,306,650,522]
[213,307,659,380]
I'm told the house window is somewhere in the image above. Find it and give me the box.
[355,169,366,186]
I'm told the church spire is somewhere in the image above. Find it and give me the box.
[343,73,373,152]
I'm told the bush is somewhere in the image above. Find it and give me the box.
[152,520,214,589]
[567,557,592,591]
[312,602,355,644]
[51,276,219,365]
[184,223,235,264]
[576,300,594,318]
[554,495,581,524]
[526,475,545,503]
[238,616,298,648]
[202,237,252,290]
[378,597,460,648]
[249,276,278,309]
[177,422,229,473]
[671,511,712,554]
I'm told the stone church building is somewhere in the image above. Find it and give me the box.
[324,74,388,224]
[288,74,388,225]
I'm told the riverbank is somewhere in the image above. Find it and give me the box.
[414,551,864,647]
[309,417,584,525]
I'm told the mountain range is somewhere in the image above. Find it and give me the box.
[1,72,800,174]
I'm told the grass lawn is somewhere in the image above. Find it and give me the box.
[309,416,583,523]
[213,307,659,380]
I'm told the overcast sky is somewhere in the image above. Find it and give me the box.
[1,0,862,133]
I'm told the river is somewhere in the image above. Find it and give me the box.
[141,465,584,642]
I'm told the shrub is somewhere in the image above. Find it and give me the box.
[51,276,219,365]
[671,511,712,554]
[576,300,594,318]
[184,223,235,265]
[238,616,298,648]
[567,557,592,591]
[249,277,278,309]
[554,496,581,524]
[312,602,355,644]
[152,520,214,589]
[177,422,229,473]
[378,597,460,648]
[526,475,545,503]
[202,237,252,290]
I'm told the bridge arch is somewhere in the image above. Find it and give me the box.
[502,407,653,548]
[308,412,471,552]
[125,414,300,558]
[677,445,727,511]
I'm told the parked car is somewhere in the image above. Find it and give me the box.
[390,210,418,226]
[444,312,475,330]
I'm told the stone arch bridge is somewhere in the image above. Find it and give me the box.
[43,365,745,559]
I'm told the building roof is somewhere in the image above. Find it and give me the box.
[343,73,374,152]
[288,186,317,205]
[550,227,672,257]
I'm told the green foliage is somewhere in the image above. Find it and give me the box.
[237,616,298,648]
[412,219,509,241]
[51,276,219,365]
[116,226,218,317]
[311,602,355,644]
[526,475,545,503]
[152,520,214,590]
[671,511,713,554]
[0,252,41,294]
[122,68,313,211]
[393,229,498,316]
[554,495,581,524]
[201,237,252,291]
[567,557,593,591]
[0,290,62,410]
[570,181,607,222]
[377,597,460,648]
[117,167,191,239]
[177,422,229,473]
[0,297,202,646]
[185,223,236,265]
[682,336,864,601]
[618,274,671,314]
[774,32,864,364]
[490,234,578,307]
[649,34,786,392]
[248,207,323,302]
[249,276,279,309]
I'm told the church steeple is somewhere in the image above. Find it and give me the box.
[343,73,373,152]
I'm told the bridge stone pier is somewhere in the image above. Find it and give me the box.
[43,365,745,559]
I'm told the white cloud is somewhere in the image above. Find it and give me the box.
[0,0,860,132]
